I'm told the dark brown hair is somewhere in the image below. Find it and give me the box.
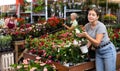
[89,7,101,16]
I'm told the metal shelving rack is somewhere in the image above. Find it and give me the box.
[18,0,84,23]
[30,0,48,23]
[64,0,84,19]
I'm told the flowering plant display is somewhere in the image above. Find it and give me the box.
[46,17,65,33]
[73,26,87,47]
[103,14,117,21]
[47,16,60,27]
[108,28,120,47]
[11,57,56,71]
[17,18,25,27]
[29,23,47,38]
[10,24,32,40]
[25,30,87,66]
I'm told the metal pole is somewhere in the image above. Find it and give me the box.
[106,0,108,14]
[17,3,20,18]
[64,0,66,19]
[45,0,48,20]
[30,0,33,23]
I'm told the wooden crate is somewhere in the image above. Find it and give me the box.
[69,61,95,71]
[23,53,95,71]
[117,52,120,70]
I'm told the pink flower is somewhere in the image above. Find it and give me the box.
[27,58,30,61]
[23,59,29,65]
[43,67,48,71]
[48,56,52,59]
[43,53,46,57]
[46,60,52,64]
[36,56,41,60]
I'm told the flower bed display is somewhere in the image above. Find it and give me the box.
[23,52,95,71]
[25,29,87,66]
[107,27,120,51]
[11,57,56,71]
[6,16,64,41]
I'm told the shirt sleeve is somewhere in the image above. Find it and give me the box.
[84,23,89,32]
[71,21,78,27]
[96,25,106,34]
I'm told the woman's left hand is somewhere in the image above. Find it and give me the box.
[76,32,88,38]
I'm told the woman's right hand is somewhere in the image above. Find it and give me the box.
[62,23,65,26]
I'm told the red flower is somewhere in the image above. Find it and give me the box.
[47,16,60,27]
[39,41,45,47]
[114,33,119,39]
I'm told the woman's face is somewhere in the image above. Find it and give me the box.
[88,10,99,23]
[70,15,75,20]
[11,16,15,20]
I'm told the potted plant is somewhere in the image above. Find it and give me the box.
[0,35,12,52]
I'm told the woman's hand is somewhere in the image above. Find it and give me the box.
[62,23,66,26]
[76,32,88,38]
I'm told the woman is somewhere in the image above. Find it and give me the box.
[77,7,116,71]
[4,14,17,29]
[63,13,78,31]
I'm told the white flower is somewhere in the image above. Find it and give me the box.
[64,41,71,47]
[73,39,78,46]
[30,67,37,71]
[40,63,46,66]
[75,28,80,33]
[36,56,41,60]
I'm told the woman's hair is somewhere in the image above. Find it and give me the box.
[11,14,17,18]
[70,13,78,19]
[88,7,101,16]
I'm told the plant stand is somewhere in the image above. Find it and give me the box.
[13,40,27,63]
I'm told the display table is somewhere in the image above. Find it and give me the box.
[13,40,120,70]
[23,53,95,71]
[23,52,120,71]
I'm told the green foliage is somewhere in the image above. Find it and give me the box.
[33,0,44,13]
[0,35,12,47]
[99,2,119,9]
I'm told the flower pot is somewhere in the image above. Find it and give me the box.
[80,45,88,54]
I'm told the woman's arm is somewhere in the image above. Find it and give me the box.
[87,40,92,48]
[86,33,103,46]
[63,24,75,31]
[4,18,9,28]
[76,32,103,47]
